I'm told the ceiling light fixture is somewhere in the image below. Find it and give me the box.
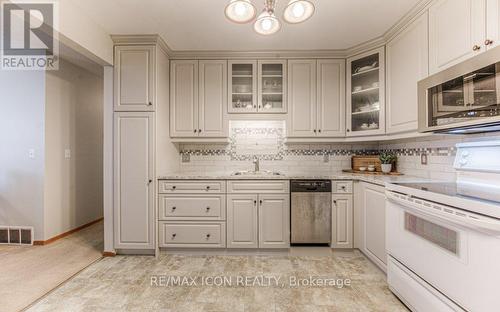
[254,0,281,35]
[225,0,314,35]
[225,0,257,24]
[283,0,315,24]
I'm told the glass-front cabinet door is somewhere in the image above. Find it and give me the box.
[347,47,386,136]
[228,60,257,113]
[427,63,500,128]
[258,60,287,113]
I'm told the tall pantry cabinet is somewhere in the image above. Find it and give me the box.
[113,41,172,252]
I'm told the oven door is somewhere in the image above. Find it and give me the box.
[386,191,500,312]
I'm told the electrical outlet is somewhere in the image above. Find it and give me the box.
[64,149,71,159]
[421,153,428,165]
[28,149,35,159]
[182,154,190,163]
[323,154,329,163]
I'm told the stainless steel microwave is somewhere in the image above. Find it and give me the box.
[418,46,500,134]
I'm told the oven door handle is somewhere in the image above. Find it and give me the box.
[387,191,500,234]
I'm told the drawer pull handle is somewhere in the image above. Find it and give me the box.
[172,233,177,238]
[206,234,211,239]
[172,207,177,211]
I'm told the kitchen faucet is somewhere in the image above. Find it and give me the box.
[253,157,260,172]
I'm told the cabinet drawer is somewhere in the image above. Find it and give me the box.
[159,195,225,220]
[158,180,226,194]
[332,181,353,194]
[228,180,289,194]
[159,222,226,248]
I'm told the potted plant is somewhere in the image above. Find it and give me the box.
[379,152,396,173]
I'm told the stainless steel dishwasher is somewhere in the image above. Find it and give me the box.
[290,180,332,245]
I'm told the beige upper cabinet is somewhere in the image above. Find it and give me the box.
[386,12,429,134]
[170,60,227,138]
[170,60,198,137]
[486,0,500,49]
[114,46,155,111]
[317,60,346,137]
[258,194,290,248]
[198,60,228,137]
[288,60,317,137]
[287,59,345,138]
[114,112,155,249]
[258,60,287,113]
[428,0,486,74]
[346,47,386,137]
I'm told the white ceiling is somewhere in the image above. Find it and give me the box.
[73,0,422,51]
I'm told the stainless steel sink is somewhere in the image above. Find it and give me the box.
[231,170,284,177]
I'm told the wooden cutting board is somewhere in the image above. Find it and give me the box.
[351,155,398,173]
[342,169,404,176]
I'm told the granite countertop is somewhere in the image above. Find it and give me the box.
[157,172,431,187]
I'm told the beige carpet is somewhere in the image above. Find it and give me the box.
[0,221,103,312]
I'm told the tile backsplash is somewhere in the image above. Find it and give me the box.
[178,120,500,181]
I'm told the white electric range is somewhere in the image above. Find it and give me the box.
[385,141,500,312]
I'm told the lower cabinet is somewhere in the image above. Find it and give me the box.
[158,180,227,248]
[258,194,290,248]
[227,181,290,249]
[227,195,259,248]
[354,181,387,272]
[159,221,226,248]
[331,194,353,248]
[114,112,155,250]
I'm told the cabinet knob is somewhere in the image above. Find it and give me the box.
[147,179,152,185]
[318,129,322,133]
[194,129,197,133]
[253,104,257,109]
[172,206,176,211]
[172,233,177,238]
[172,186,176,190]
[206,186,210,190]
[206,207,210,211]
[333,200,337,204]
[473,45,481,51]
[148,102,152,106]
[199,129,202,133]
[206,234,211,239]
[259,200,263,205]
[347,129,350,132]
[254,200,257,205]
[485,39,494,46]
[313,129,317,133]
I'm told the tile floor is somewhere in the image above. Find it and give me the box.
[28,250,408,312]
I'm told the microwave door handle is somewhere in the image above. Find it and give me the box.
[387,192,500,234]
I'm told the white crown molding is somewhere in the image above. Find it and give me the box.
[111,34,173,56]
[111,0,434,60]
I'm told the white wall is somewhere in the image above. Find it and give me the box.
[57,0,114,65]
[44,59,103,239]
[0,70,46,240]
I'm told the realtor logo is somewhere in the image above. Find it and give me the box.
[1,0,59,70]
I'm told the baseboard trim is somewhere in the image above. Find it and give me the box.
[102,251,116,257]
[34,217,104,246]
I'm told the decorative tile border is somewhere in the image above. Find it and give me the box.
[179,126,458,159]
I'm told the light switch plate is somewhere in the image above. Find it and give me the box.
[64,149,71,159]
[182,154,190,163]
[28,149,35,159]
[323,154,329,163]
